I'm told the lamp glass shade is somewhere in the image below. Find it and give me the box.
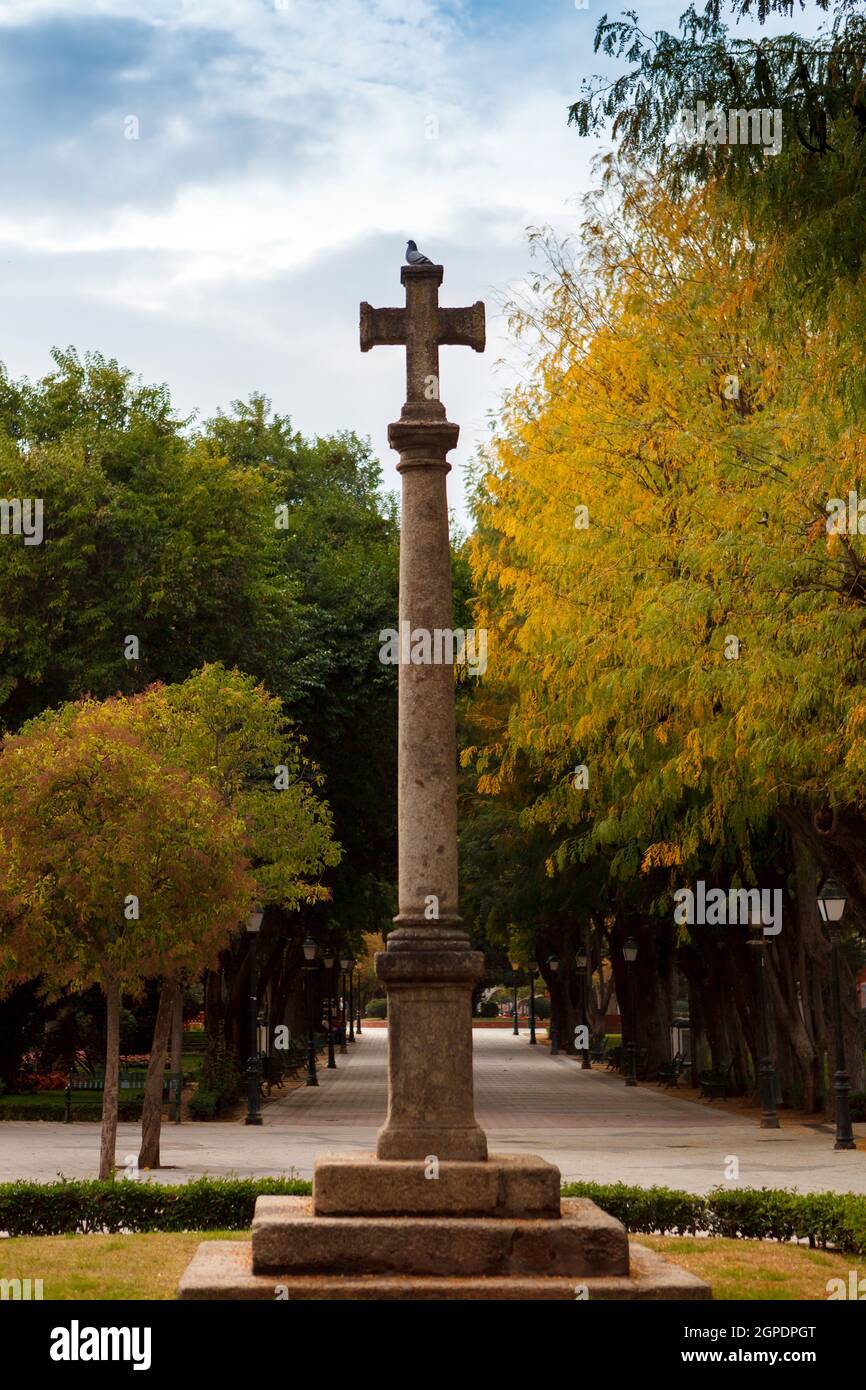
[575,949,588,970]
[547,953,560,972]
[622,936,638,963]
[302,936,318,962]
[817,878,847,924]
[323,949,334,969]
[247,906,264,934]
[340,955,351,971]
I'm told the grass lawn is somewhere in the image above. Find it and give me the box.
[0,1231,243,1300]
[641,1235,860,1300]
[0,1231,859,1299]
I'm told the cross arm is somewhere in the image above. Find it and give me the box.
[360,303,406,351]
[438,302,485,353]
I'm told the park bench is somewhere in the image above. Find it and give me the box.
[588,1037,608,1065]
[261,1038,311,1093]
[656,1051,685,1088]
[610,1044,647,1078]
[64,1069,183,1123]
[698,1059,734,1100]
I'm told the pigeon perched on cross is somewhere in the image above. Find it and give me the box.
[405,240,433,266]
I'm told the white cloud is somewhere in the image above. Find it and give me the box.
[0,0,604,518]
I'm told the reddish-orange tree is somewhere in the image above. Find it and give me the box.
[0,694,253,1177]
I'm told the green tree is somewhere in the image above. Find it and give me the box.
[200,395,400,943]
[134,664,341,1166]
[0,350,285,730]
[0,693,253,1177]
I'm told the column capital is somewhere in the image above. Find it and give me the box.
[400,263,444,286]
[388,416,459,469]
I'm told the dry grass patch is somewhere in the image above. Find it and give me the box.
[640,1235,861,1300]
[0,1230,243,1300]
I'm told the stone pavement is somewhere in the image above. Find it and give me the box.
[1,1028,863,1192]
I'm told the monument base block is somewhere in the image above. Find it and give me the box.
[313,1151,561,1217]
[179,1236,708,1301]
[178,1160,711,1301]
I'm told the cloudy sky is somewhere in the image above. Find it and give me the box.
[0,0,817,519]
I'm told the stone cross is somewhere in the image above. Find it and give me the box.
[360,264,488,1160]
[360,265,484,419]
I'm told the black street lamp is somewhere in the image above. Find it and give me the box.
[339,953,351,1053]
[355,968,363,1034]
[528,966,538,1045]
[348,957,356,1043]
[244,905,265,1125]
[547,954,560,1055]
[323,947,337,1070]
[623,935,638,1087]
[575,942,591,1069]
[302,935,319,1086]
[817,878,856,1151]
[747,910,779,1129]
[510,960,520,1036]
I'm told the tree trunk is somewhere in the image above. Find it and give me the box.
[138,976,177,1169]
[99,979,120,1181]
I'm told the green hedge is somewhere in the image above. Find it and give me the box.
[2,1176,864,1251]
[0,1178,311,1236]
[562,1181,866,1255]
[0,1095,142,1121]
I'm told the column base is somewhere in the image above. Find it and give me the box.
[375,943,487,1161]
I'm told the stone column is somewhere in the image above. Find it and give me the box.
[375,268,487,1162]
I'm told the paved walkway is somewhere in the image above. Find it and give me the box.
[1,1029,863,1192]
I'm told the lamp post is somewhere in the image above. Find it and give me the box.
[323,948,337,1070]
[747,910,779,1129]
[623,935,638,1087]
[528,966,538,1045]
[244,905,265,1126]
[355,967,363,1034]
[575,942,591,1069]
[510,961,520,1036]
[339,954,351,1054]
[348,957,356,1043]
[817,878,856,1151]
[547,953,560,1055]
[302,935,319,1086]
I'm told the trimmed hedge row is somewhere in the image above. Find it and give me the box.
[1,1176,864,1253]
[0,1177,310,1236]
[0,1099,143,1122]
[561,1181,866,1255]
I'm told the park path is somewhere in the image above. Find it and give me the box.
[0,1027,863,1191]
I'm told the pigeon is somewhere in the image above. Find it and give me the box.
[406,239,433,265]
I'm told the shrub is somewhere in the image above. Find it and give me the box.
[563,1181,706,1236]
[0,1176,862,1249]
[0,1094,142,1121]
[850,1091,866,1122]
[365,998,387,1019]
[0,1177,310,1236]
[561,1181,866,1255]
[195,1042,242,1116]
[187,1089,220,1121]
[476,999,499,1018]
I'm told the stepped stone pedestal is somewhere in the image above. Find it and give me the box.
[179,1157,709,1300]
[178,261,710,1302]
